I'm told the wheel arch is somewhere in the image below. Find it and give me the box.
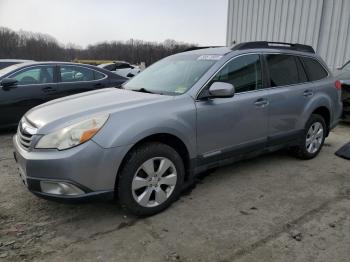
[300,94,332,135]
[311,106,331,135]
[114,132,193,193]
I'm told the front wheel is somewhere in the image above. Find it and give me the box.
[118,143,184,216]
[293,114,327,160]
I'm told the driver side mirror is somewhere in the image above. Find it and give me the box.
[1,78,18,90]
[126,73,135,78]
[208,82,235,98]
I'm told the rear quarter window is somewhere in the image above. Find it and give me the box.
[301,57,328,81]
[94,71,106,80]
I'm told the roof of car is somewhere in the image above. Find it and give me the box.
[12,61,101,68]
[181,42,317,57]
[181,47,232,55]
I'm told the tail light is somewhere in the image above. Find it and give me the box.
[335,80,342,90]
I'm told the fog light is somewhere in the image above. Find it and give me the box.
[40,181,84,196]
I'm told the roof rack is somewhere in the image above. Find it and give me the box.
[184,46,224,52]
[231,41,315,53]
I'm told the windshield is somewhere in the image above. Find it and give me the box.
[123,54,220,95]
[0,64,22,78]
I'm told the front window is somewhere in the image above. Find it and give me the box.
[123,54,219,95]
[10,66,54,85]
[207,54,262,93]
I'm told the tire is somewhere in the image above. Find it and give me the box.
[292,114,327,160]
[118,142,184,216]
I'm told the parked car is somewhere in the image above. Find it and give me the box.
[0,62,127,128]
[0,59,33,70]
[13,42,342,216]
[98,61,141,78]
[335,60,350,121]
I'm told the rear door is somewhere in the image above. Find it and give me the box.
[57,65,108,97]
[262,53,310,144]
[0,65,56,126]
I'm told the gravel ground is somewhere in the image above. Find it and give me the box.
[0,124,350,262]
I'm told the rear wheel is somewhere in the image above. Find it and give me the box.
[293,114,326,160]
[118,142,184,216]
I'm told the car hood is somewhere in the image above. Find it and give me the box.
[25,88,172,132]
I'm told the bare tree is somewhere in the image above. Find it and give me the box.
[0,27,196,66]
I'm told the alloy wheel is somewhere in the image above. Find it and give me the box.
[306,122,324,154]
[131,157,177,207]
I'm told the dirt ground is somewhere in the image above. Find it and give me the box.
[1,124,350,262]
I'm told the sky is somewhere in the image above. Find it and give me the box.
[0,0,228,47]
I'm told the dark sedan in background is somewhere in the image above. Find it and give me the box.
[336,60,350,121]
[0,62,127,128]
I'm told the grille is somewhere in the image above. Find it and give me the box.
[17,119,36,150]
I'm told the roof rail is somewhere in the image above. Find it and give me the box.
[184,46,224,52]
[231,41,315,53]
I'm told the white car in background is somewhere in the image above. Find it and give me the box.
[98,61,142,78]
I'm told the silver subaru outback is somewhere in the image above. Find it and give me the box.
[13,42,343,216]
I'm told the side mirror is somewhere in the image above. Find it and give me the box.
[126,73,135,78]
[208,82,235,98]
[1,78,18,90]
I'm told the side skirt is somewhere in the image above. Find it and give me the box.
[184,130,303,188]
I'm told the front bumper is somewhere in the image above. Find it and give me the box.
[13,135,131,201]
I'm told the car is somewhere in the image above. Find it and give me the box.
[0,59,34,70]
[13,41,343,216]
[0,62,127,128]
[334,60,350,121]
[98,61,141,78]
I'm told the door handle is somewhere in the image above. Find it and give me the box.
[303,90,313,97]
[254,98,269,107]
[94,83,104,88]
[42,87,57,93]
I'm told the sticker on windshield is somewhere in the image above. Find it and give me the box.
[175,85,188,94]
[197,55,223,61]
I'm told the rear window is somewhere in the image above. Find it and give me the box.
[266,54,307,87]
[94,71,105,80]
[300,57,328,81]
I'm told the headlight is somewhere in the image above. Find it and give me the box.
[35,114,109,150]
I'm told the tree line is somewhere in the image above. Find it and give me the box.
[0,27,196,66]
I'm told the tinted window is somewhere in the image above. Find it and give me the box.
[10,66,54,85]
[301,57,328,81]
[116,63,132,69]
[60,66,94,82]
[209,54,262,93]
[103,64,116,71]
[0,62,16,70]
[266,54,307,87]
[94,71,105,80]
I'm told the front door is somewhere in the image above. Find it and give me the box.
[0,65,56,126]
[196,54,269,159]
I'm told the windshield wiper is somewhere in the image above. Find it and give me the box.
[133,88,161,94]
